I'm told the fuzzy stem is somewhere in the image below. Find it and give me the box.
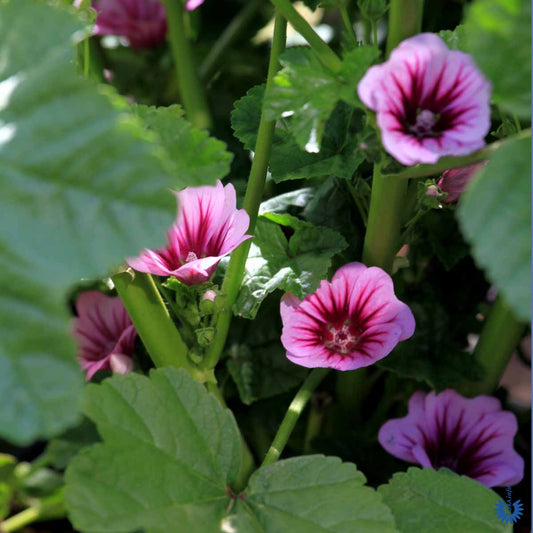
[386,0,423,53]
[303,397,327,453]
[382,129,531,180]
[163,0,212,130]
[461,296,525,396]
[200,0,262,81]
[262,368,330,466]
[112,271,208,382]
[2,508,41,532]
[204,13,287,370]
[339,5,357,47]
[269,0,342,72]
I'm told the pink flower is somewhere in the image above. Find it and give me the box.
[92,0,167,48]
[438,161,487,203]
[128,181,251,286]
[280,262,415,371]
[357,33,491,166]
[185,0,204,10]
[379,390,524,487]
[73,292,137,380]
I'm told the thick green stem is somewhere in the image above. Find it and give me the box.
[361,0,424,272]
[461,296,525,396]
[269,0,342,72]
[386,0,423,53]
[382,129,531,180]
[204,13,287,370]
[163,0,212,130]
[200,0,262,81]
[262,368,330,466]
[112,271,207,381]
[362,163,408,272]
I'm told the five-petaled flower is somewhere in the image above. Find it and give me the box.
[73,291,137,380]
[438,161,487,203]
[379,389,524,487]
[280,262,415,371]
[357,33,491,166]
[92,0,167,48]
[128,181,251,286]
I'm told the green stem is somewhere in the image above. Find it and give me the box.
[382,130,531,180]
[163,0,212,130]
[386,0,423,54]
[363,19,372,45]
[199,0,262,81]
[303,398,326,453]
[269,0,342,72]
[371,20,379,46]
[83,38,90,79]
[204,13,287,370]
[460,296,525,396]
[112,271,207,381]
[339,6,357,47]
[262,368,330,466]
[362,163,408,272]
[2,507,41,532]
[335,368,369,418]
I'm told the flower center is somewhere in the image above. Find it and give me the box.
[325,323,359,355]
[185,251,199,263]
[409,109,439,138]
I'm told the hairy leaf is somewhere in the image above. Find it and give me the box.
[379,468,511,533]
[464,0,530,118]
[132,104,233,186]
[233,456,396,532]
[0,0,184,443]
[65,368,242,533]
[457,136,531,321]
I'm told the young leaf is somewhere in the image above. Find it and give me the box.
[232,85,364,182]
[0,0,186,444]
[457,136,531,321]
[234,215,348,319]
[464,0,531,118]
[65,368,242,533]
[131,104,233,187]
[233,456,396,532]
[264,46,378,150]
[379,468,512,533]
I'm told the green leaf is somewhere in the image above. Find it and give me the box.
[264,46,379,150]
[228,344,307,405]
[438,26,467,50]
[233,456,396,532]
[378,300,483,390]
[131,104,233,187]
[232,85,364,182]
[464,0,531,118]
[234,215,348,319]
[457,136,531,321]
[0,0,185,444]
[227,296,307,404]
[65,368,242,533]
[43,418,100,470]
[379,467,512,533]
